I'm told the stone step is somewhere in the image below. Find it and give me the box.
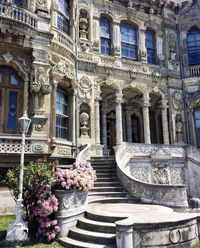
[91,164,116,168]
[88,196,140,204]
[59,237,115,248]
[68,227,116,245]
[90,157,115,161]
[94,182,120,187]
[85,209,124,223]
[97,177,119,182]
[77,217,116,233]
[88,192,128,198]
[91,187,124,192]
[96,172,117,177]
[94,168,117,173]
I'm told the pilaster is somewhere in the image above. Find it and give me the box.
[113,21,121,57]
[139,27,147,63]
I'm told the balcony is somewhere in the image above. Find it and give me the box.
[0,4,37,29]
[51,27,75,56]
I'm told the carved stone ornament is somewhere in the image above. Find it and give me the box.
[36,0,48,10]
[186,90,200,109]
[31,66,50,95]
[172,91,183,111]
[153,167,170,185]
[80,112,90,137]
[78,77,92,101]
[3,52,13,63]
[168,34,177,61]
[151,147,172,161]
[52,59,75,80]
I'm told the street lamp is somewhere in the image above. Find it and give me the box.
[6,111,31,242]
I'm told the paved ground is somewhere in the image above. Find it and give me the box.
[0,188,15,215]
[87,203,200,223]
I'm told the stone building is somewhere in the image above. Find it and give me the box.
[0,0,200,164]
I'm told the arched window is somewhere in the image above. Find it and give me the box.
[0,66,23,134]
[194,109,200,147]
[146,29,156,64]
[100,17,111,55]
[120,23,138,60]
[56,88,69,139]
[57,0,70,34]
[187,27,200,65]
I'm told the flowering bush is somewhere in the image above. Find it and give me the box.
[6,160,60,242]
[6,160,96,242]
[55,161,96,192]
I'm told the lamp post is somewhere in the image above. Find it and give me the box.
[6,111,31,242]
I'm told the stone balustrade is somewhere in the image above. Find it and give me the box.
[0,4,37,28]
[189,65,200,77]
[115,142,188,209]
[51,27,75,54]
[0,135,48,155]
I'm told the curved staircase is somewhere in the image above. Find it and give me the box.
[59,157,140,248]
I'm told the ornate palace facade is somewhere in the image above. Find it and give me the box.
[0,0,200,165]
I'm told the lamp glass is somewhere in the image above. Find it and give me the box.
[19,114,31,133]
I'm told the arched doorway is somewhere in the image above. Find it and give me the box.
[0,66,24,134]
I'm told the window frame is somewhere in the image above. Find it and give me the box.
[56,88,69,140]
[57,0,70,35]
[187,27,200,66]
[120,23,138,60]
[146,29,156,65]
[100,16,112,56]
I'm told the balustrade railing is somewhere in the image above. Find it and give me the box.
[189,65,200,77]
[115,142,188,209]
[51,27,75,53]
[0,4,37,28]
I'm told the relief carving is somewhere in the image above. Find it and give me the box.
[78,77,92,102]
[52,59,75,80]
[153,167,170,185]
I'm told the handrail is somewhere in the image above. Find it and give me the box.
[115,142,188,209]
[0,4,37,28]
[76,144,91,165]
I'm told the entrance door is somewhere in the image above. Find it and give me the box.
[0,66,23,134]
[107,111,116,155]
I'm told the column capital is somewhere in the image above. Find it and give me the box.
[161,99,169,109]
[113,21,120,26]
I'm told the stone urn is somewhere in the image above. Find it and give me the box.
[55,190,88,237]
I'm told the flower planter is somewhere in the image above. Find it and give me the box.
[55,190,88,237]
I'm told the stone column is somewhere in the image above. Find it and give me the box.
[72,89,77,145]
[125,109,132,142]
[95,91,101,145]
[139,27,147,62]
[142,92,151,144]
[101,109,107,148]
[50,79,58,145]
[116,90,123,145]
[161,99,170,144]
[113,21,121,56]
